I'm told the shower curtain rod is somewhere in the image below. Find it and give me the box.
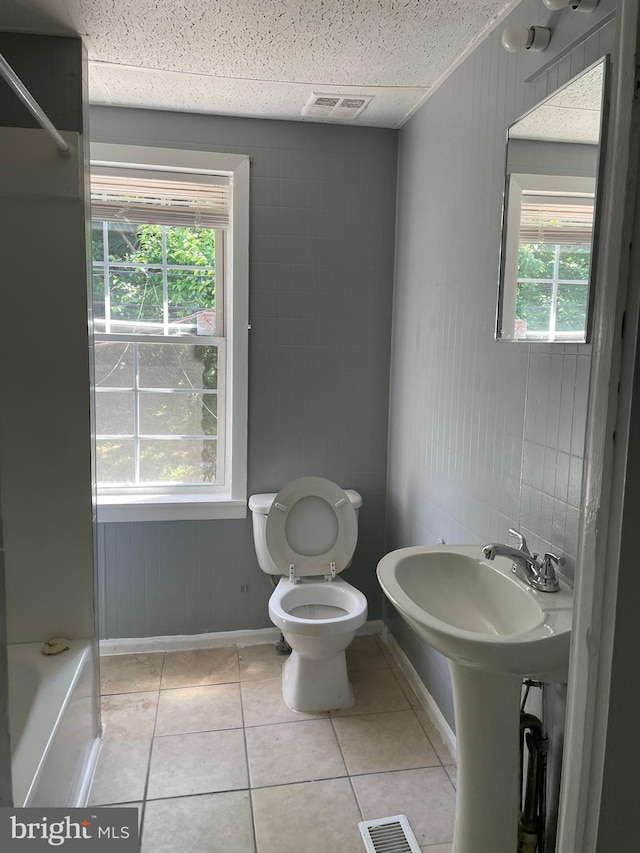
[0,51,71,156]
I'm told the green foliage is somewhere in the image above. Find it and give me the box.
[93,222,216,325]
[93,221,220,486]
[516,243,591,335]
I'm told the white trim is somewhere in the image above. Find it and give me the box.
[557,2,640,850]
[99,627,281,655]
[97,496,247,523]
[227,156,249,504]
[89,143,249,519]
[90,144,248,176]
[380,626,457,761]
[99,619,383,655]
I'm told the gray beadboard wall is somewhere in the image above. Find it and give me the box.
[386,0,616,730]
[91,107,397,639]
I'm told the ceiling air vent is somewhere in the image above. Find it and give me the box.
[301,92,373,120]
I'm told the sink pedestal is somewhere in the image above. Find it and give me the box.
[449,662,522,853]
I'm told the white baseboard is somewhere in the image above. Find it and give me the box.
[381,626,457,760]
[100,619,383,656]
[99,627,281,655]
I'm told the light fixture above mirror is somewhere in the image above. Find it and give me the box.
[501,23,551,53]
[496,58,608,343]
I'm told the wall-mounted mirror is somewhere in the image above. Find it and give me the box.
[497,58,608,343]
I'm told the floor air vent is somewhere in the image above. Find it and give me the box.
[358,815,421,853]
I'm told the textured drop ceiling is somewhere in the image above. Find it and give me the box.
[1,0,511,127]
[509,62,604,144]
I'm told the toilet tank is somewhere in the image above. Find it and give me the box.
[249,489,362,577]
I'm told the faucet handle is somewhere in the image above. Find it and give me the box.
[542,552,566,569]
[508,527,531,555]
[538,552,564,592]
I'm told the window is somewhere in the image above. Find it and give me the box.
[90,145,249,521]
[502,173,595,342]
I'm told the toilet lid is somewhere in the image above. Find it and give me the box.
[265,477,358,578]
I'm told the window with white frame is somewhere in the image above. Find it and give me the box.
[90,146,249,522]
[502,173,595,342]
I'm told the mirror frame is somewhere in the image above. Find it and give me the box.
[496,56,611,344]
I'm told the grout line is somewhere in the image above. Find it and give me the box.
[238,645,262,853]
[139,652,167,844]
[96,641,457,846]
[154,679,242,693]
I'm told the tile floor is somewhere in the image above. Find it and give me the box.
[90,634,457,853]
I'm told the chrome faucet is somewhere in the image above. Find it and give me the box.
[482,528,563,593]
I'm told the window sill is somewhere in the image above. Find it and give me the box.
[97,494,247,523]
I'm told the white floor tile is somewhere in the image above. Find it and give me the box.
[246,719,346,787]
[141,792,255,853]
[147,729,248,799]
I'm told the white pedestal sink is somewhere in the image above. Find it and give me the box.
[376,545,573,853]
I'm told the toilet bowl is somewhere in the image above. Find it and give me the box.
[249,477,368,713]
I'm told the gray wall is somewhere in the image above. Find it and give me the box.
[0,33,96,645]
[0,31,99,804]
[91,107,397,639]
[387,0,615,729]
[507,138,599,178]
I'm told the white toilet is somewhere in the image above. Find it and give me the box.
[249,476,368,713]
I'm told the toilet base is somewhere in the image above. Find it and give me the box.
[281,649,354,713]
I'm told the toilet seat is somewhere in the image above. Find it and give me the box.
[269,576,368,637]
[265,476,358,579]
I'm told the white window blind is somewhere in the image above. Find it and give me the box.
[90,172,230,229]
[519,194,594,246]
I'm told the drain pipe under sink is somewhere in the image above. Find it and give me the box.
[519,712,546,853]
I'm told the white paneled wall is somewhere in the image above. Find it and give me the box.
[387,0,616,729]
[389,1,615,574]
[520,349,591,576]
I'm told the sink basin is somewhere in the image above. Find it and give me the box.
[377,545,574,853]
[377,544,573,680]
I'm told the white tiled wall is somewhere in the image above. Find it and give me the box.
[386,0,616,726]
[519,348,591,577]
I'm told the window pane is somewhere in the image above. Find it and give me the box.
[96,439,135,484]
[96,391,135,435]
[518,244,555,280]
[167,270,215,329]
[138,343,217,390]
[93,271,105,322]
[139,392,217,436]
[91,223,104,262]
[166,226,215,266]
[95,341,134,388]
[109,268,163,330]
[107,222,163,264]
[558,245,591,281]
[516,282,552,332]
[557,283,588,333]
[139,439,217,483]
